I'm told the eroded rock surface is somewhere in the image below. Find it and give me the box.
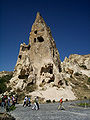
[61,54,90,99]
[8,13,90,101]
[8,12,65,101]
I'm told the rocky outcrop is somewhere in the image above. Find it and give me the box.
[61,54,90,99]
[7,13,90,101]
[8,12,63,97]
[61,54,90,77]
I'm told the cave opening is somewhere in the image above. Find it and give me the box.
[34,30,37,34]
[49,69,53,74]
[18,74,29,79]
[34,38,36,42]
[21,45,30,51]
[40,64,53,75]
[37,36,44,42]
[27,45,30,50]
[19,55,22,59]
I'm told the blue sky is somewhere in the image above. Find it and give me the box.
[0,0,90,71]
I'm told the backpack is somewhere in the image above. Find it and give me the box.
[60,99,62,103]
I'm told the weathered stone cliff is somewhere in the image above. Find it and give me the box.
[7,13,90,101]
[61,54,90,99]
[8,13,64,100]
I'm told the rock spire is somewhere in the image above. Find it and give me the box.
[10,12,61,91]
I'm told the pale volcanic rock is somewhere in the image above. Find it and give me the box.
[9,12,63,100]
[8,13,90,101]
[29,86,76,101]
[61,54,90,77]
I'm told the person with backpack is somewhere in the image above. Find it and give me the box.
[58,97,65,110]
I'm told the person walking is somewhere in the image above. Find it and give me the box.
[32,96,39,110]
[23,96,27,107]
[26,96,28,106]
[12,95,15,106]
[1,95,5,108]
[35,96,39,110]
[58,98,65,110]
[8,96,11,107]
[28,97,31,107]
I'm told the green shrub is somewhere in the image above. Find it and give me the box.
[9,105,16,111]
[0,74,13,83]
[0,74,13,94]
[0,83,7,93]
[46,99,51,103]
[77,103,90,107]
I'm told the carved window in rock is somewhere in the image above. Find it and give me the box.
[58,64,62,72]
[37,36,44,42]
[58,80,63,85]
[53,49,54,57]
[40,64,53,75]
[34,38,36,43]
[19,55,22,59]
[34,30,37,34]
[21,45,30,51]
[49,68,53,74]
[27,45,30,50]
[22,46,26,51]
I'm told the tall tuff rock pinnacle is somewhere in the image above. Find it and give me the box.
[6,13,90,101]
[9,12,61,93]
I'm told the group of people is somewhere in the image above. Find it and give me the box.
[23,96,39,110]
[0,94,18,111]
[0,94,64,111]
[23,96,31,107]
[23,96,64,110]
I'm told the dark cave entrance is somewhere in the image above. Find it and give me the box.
[37,36,44,42]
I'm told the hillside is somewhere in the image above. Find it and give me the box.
[61,54,90,99]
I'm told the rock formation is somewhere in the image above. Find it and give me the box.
[8,12,65,100]
[61,54,90,99]
[8,13,90,101]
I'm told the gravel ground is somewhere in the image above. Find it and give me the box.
[0,101,90,120]
[8,101,90,120]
